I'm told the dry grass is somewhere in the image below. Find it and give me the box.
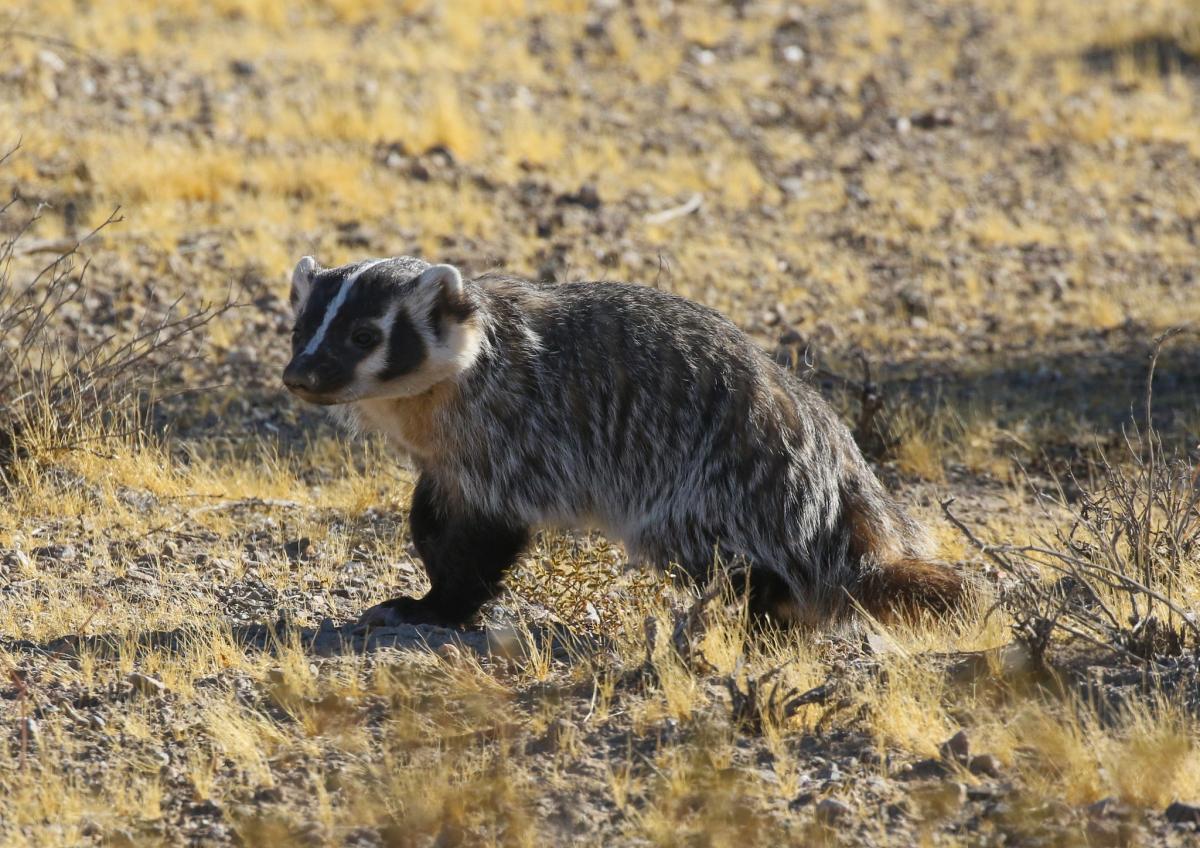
[0,0,1199,844]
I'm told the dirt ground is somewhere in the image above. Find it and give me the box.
[2,1,1200,845]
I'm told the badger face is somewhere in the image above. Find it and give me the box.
[282,255,480,405]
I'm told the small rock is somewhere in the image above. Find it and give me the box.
[788,791,814,810]
[435,643,462,664]
[128,672,167,696]
[911,107,955,129]
[968,753,1002,778]
[815,762,842,782]
[967,784,1001,802]
[253,786,283,804]
[899,758,950,780]
[17,716,39,746]
[940,730,970,764]
[777,328,804,347]
[1166,801,1200,825]
[583,601,601,627]
[229,59,256,77]
[865,630,899,656]
[814,797,851,825]
[542,718,577,753]
[782,45,805,64]
[187,799,222,817]
[33,544,76,562]
[1088,797,1131,820]
[283,538,311,563]
[335,222,375,249]
[779,176,806,198]
[911,780,967,813]
[557,184,601,211]
[37,49,67,73]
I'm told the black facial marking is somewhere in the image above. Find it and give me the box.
[290,274,343,355]
[287,264,397,397]
[378,309,427,380]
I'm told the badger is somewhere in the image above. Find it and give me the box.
[282,255,961,628]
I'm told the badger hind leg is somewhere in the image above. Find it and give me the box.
[739,566,804,626]
[358,474,529,628]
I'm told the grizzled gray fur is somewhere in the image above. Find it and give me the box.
[283,255,961,628]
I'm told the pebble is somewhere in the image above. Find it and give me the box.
[968,753,1002,778]
[814,797,851,824]
[899,757,950,780]
[18,716,39,745]
[1166,801,1200,825]
[1088,797,1130,819]
[37,49,67,73]
[128,672,167,696]
[940,729,970,764]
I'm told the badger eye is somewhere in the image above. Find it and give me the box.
[351,327,380,349]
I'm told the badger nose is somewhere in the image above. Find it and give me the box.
[282,360,319,393]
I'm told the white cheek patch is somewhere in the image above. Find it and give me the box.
[302,259,385,357]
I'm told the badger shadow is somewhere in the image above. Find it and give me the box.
[6,614,597,666]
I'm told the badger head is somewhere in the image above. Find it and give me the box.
[282,255,481,405]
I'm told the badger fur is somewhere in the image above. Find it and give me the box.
[283,255,962,628]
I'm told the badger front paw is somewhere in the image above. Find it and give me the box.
[354,596,450,630]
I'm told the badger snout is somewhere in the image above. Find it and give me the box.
[282,357,349,405]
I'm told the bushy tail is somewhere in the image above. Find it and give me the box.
[840,471,965,622]
[853,557,964,622]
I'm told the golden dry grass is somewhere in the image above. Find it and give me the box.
[1,0,1199,844]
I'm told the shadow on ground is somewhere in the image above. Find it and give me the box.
[805,330,1200,454]
[2,615,600,663]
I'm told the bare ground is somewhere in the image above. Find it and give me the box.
[2,0,1200,845]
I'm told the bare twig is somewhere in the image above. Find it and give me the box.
[940,497,1019,575]
[644,193,703,226]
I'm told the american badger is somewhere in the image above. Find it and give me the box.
[283,255,961,628]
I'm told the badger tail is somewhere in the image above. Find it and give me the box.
[853,557,963,622]
[841,475,965,623]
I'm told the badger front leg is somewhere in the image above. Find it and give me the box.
[357,474,530,628]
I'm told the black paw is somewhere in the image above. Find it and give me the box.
[354,596,452,630]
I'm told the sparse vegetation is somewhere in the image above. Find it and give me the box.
[1,0,1199,845]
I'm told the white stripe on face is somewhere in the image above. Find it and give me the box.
[302,259,385,356]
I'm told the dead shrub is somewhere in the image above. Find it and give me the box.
[0,142,232,471]
[945,331,1200,666]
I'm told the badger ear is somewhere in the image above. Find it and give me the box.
[414,263,474,331]
[413,263,464,297]
[291,256,320,312]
